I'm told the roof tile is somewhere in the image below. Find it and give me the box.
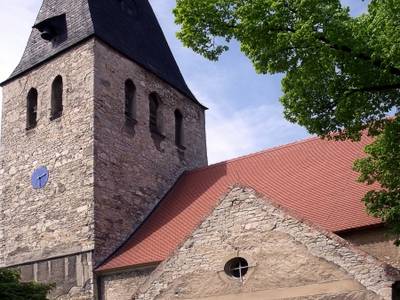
[98,136,380,272]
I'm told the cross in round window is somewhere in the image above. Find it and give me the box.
[224,257,249,281]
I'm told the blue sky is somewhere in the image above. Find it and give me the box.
[0,0,369,163]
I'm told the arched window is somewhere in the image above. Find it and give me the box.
[125,79,136,120]
[50,75,63,120]
[26,88,38,130]
[175,109,184,147]
[149,93,160,133]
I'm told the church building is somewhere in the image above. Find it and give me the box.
[1,0,400,299]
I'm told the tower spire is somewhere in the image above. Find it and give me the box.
[3,0,198,103]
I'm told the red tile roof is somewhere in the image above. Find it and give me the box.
[97,136,381,272]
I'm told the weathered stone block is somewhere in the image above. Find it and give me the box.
[50,257,65,283]
[37,261,49,282]
[67,255,77,284]
[19,264,34,282]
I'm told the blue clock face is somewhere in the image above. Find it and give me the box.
[31,166,49,189]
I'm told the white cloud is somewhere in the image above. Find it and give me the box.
[0,0,42,132]
[0,1,41,79]
[193,86,309,164]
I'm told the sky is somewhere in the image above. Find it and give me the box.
[0,0,369,164]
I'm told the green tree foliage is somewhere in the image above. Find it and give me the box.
[354,118,400,244]
[174,0,400,241]
[0,268,53,300]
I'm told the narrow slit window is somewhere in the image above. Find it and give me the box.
[125,79,136,121]
[50,75,63,120]
[175,109,183,147]
[149,93,160,133]
[26,88,38,130]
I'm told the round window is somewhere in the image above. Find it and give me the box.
[224,257,249,280]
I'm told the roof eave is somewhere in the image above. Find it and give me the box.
[96,261,161,275]
[334,222,384,235]
[0,36,208,111]
[0,35,95,88]
[93,38,207,109]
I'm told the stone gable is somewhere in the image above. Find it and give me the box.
[100,266,156,300]
[105,186,400,300]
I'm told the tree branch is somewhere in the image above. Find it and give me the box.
[262,27,400,77]
[346,83,400,95]
[316,34,400,77]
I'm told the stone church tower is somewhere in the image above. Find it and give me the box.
[0,0,207,298]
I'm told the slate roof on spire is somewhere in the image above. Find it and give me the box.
[3,0,199,103]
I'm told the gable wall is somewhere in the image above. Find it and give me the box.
[99,266,156,300]
[101,187,398,299]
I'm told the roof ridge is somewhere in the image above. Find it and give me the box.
[189,135,318,174]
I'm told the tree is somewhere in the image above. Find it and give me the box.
[174,0,400,242]
[0,268,53,300]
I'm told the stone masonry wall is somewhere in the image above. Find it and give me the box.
[92,40,208,264]
[0,40,96,268]
[99,266,156,300]
[131,187,399,300]
[341,227,400,269]
[17,252,93,300]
